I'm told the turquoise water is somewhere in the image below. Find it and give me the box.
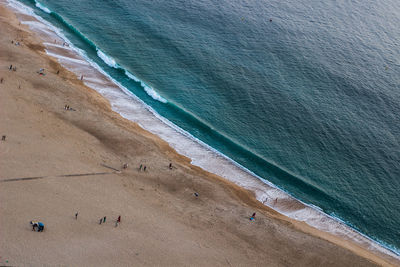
[18,0,400,253]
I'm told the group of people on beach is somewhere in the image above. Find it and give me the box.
[125,163,174,172]
[30,221,44,232]
[74,212,121,227]
[11,40,21,46]
[139,164,147,171]
[98,215,121,227]
[30,213,122,232]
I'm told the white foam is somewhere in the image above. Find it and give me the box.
[96,50,167,103]
[125,70,167,103]
[125,70,140,82]
[5,0,399,260]
[97,49,118,68]
[35,1,50,14]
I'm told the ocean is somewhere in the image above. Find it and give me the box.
[8,0,400,256]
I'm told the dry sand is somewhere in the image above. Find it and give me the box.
[0,3,398,266]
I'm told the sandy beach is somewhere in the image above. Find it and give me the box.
[0,2,399,266]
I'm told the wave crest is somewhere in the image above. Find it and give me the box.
[125,70,167,103]
[35,1,51,14]
[97,49,118,68]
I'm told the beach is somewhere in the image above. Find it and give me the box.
[0,2,399,266]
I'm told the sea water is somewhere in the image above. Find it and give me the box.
[7,0,400,256]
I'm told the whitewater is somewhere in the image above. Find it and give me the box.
[6,0,400,260]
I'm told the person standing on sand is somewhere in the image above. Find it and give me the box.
[30,221,38,231]
[139,164,142,171]
[75,212,78,220]
[99,218,102,224]
[115,216,121,227]
[103,216,106,223]
[250,212,256,221]
[143,166,147,171]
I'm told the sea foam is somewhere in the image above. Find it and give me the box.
[97,49,118,68]
[34,1,50,14]
[125,70,167,103]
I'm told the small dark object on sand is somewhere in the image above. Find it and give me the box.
[2,135,6,141]
[194,192,199,197]
[30,221,44,232]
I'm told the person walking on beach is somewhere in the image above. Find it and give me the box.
[139,164,142,171]
[75,212,78,220]
[99,218,103,224]
[143,166,147,171]
[169,163,172,169]
[250,212,256,221]
[103,216,106,223]
[115,215,121,227]
[9,64,12,70]
[81,75,84,81]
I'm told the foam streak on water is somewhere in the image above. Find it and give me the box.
[4,0,399,260]
[125,70,167,103]
[97,49,118,68]
[34,0,49,14]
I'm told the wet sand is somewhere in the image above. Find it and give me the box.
[0,3,398,266]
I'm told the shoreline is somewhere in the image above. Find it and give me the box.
[1,1,399,266]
